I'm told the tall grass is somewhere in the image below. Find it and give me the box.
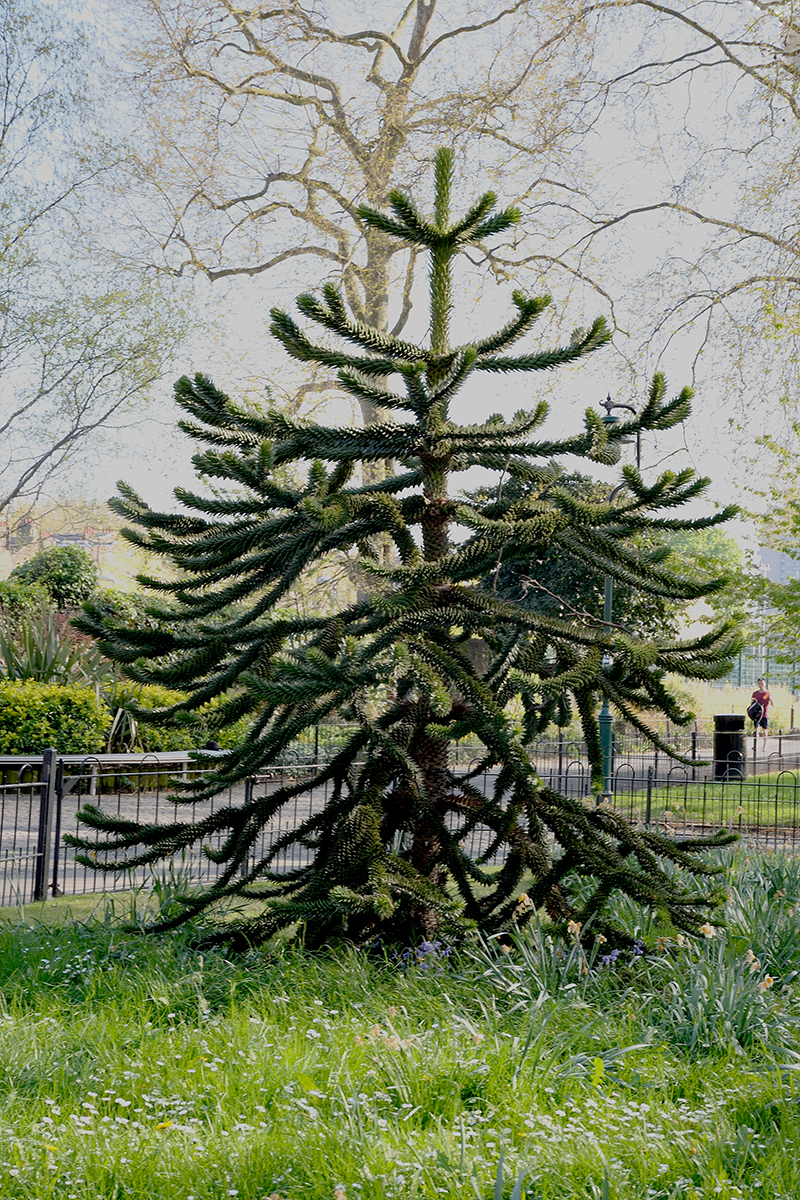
[1,853,799,1198]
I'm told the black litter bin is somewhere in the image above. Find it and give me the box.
[713,713,746,780]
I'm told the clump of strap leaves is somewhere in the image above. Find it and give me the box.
[71,149,741,949]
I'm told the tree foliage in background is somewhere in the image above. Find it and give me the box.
[73,151,741,949]
[666,528,746,628]
[4,0,799,533]
[741,495,800,686]
[478,473,685,640]
[112,2,597,349]
[560,1,800,354]
[587,0,800,486]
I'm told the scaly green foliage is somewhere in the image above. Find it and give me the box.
[72,149,742,948]
[479,472,686,638]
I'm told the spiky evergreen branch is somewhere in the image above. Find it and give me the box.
[71,149,742,949]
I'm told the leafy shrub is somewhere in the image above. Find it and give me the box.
[0,578,52,630]
[0,681,109,754]
[11,545,99,609]
[89,587,162,630]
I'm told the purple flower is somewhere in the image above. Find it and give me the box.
[397,938,452,973]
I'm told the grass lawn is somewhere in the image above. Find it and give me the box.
[1,854,800,1199]
[610,774,800,834]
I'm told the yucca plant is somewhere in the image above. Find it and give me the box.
[72,149,741,949]
[0,605,112,686]
[104,703,142,753]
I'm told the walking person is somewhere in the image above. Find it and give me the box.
[748,677,772,749]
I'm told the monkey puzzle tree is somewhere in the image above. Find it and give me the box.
[72,150,741,948]
[475,472,686,640]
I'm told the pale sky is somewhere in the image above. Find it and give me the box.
[53,0,794,564]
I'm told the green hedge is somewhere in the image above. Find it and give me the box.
[108,682,250,752]
[0,680,250,757]
[0,681,110,754]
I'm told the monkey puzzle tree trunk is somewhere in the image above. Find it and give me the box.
[71,149,743,951]
[411,169,459,928]
[412,456,453,928]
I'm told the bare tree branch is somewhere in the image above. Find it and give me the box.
[573,199,800,258]
[0,1,186,518]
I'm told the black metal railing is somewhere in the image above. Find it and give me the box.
[4,741,800,907]
[610,763,800,851]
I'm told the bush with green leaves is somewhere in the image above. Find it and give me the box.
[0,676,244,756]
[11,544,98,609]
[90,588,163,631]
[0,577,52,631]
[0,680,109,754]
[107,681,250,752]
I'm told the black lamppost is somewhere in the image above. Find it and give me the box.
[597,395,641,801]
[600,394,641,470]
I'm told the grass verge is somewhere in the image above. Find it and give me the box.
[0,853,799,1199]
